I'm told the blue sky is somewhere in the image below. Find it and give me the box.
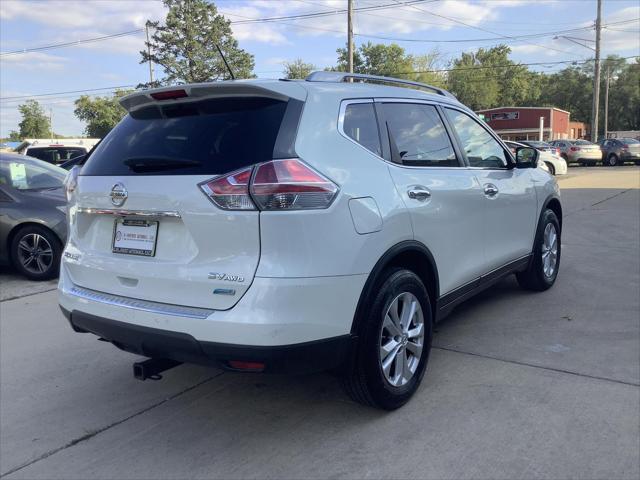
[1,0,638,137]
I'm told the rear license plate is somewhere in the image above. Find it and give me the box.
[112,219,159,257]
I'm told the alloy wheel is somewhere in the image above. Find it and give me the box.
[379,292,425,387]
[541,223,558,278]
[17,233,54,275]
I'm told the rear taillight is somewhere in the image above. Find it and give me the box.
[251,159,338,210]
[198,159,338,211]
[556,148,561,156]
[199,167,255,210]
[622,144,629,150]
[570,146,580,151]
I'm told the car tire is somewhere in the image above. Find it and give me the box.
[10,225,62,281]
[545,162,556,175]
[606,154,619,167]
[342,267,433,410]
[516,209,561,292]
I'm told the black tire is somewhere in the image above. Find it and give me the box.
[342,268,433,410]
[605,154,619,167]
[516,209,561,291]
[544,162,556,175]
[10,225,62,280]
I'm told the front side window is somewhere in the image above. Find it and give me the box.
[342,102,382,156]
[445,108,509,168]
[381,103,458,167]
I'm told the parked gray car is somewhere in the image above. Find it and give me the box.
[549,139,601,166]
[598,137,640,166]
[0,153,67,280]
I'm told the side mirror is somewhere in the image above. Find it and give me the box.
[515,147,539,169]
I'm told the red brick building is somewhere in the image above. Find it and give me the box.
[476,106,588,142]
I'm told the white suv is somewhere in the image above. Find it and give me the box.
[59,72,562,409]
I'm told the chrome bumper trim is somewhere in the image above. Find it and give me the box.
[76,207,181,218]
[66,285,214,319]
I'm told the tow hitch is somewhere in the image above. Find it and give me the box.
[133,358,182,381]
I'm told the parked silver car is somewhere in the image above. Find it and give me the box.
[549,139,601,166]
[0,153,67,280]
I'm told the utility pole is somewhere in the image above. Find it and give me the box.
[347,0,354,74]
[604,66,610,140]
[145,21,154,84]
[590,0,602,142]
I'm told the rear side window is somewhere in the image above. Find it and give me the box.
[382,103,458,167]
[26,147,85,164]
[342,102,381,156]
[82,97,289,176]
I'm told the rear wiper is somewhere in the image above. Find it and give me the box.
[124,157,202,173]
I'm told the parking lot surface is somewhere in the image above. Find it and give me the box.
[1,167,639,479]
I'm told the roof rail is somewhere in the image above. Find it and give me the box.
[305,71,457,100]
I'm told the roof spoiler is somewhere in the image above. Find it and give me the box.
[305,71,457,100]
[119,82,296,113]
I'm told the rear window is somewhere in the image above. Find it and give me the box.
[26,147,86,164]
[620,138,639,144]
[573,140,594,145]
[82,97,289,176]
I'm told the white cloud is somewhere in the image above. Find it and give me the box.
[0,52,69,71]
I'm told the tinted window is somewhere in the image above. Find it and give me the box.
[382,103,458,167]
[573,140,594,145]
[82,97,288,176]
[445,108,508,168]
[25,147,85,164]
[342,103,381,156]
[0,158,66,190]
[621,138,640,144]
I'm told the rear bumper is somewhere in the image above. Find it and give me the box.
[61,307,354,374]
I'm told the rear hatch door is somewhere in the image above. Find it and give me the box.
[68,83,305,310]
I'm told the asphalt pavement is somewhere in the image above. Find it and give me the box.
[1,166,639,479]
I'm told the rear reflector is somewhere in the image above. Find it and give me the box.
[199,166,255,210]
[228,361,265,371]
[251,159,338,210]
[150,89,188,101]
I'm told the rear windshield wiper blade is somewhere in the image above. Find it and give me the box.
[124,157,202,173]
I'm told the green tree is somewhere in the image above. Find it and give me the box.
[409,51,447,88]
[537,66,593,122]
[448,45,533,110]
[335,42,414,77]
[17,100,50,138]
[141,0,254,86]
[74,90,132,138]
[283,58,315,79]
[606,58,640,131]
[8,130,21,141]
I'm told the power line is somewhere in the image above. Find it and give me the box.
[4,55,638,106]
[0,0,434,57]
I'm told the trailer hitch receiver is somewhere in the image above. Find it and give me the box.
[133,358,182,381]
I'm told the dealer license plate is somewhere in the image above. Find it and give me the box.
[112,219,159,257]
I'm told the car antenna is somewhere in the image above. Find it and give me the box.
[215,44,235,80]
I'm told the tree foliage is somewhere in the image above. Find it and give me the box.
[335,42,414,77]
[283,58,315,79]
[17,100,51,138]
[141,0,254,86]
[74,90,132,138]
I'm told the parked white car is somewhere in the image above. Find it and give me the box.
[504,141,567,175]
[59,73,562,409]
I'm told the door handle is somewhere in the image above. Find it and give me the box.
[483,184,499,197]
[407,187,431,201]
